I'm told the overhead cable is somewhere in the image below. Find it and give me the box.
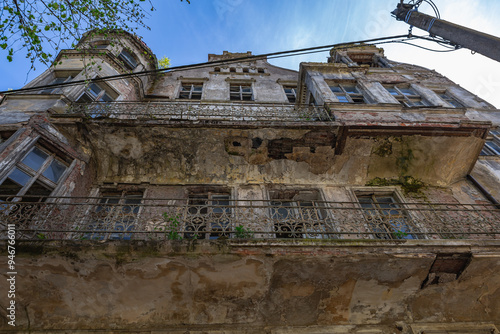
[0,34,410,95]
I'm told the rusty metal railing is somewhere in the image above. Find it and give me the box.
[66,101,333,122]
[1,196,499,241]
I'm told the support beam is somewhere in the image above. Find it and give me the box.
[392,3,500,62]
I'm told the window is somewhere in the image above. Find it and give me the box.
[242,68,249,73]
[480,130,500,156]
[436,91,464,108]
[329,84,365,103]
[257,68,265,74]
[40,76,71,94]
[283,86,297,103]
[179,83,203,100]
[214,67,220,72]
[40,71,80,94]
[385,85,429,107]
[269,190,326,239]
[94,43,109,49]
[118,50,138,70]
[230,84,253,101]
[0,146,69,203]
[186,193,231,239]
[76,82,115,103]
[356,193,417,240]
[86,191,143,240]
[229,67,236,73]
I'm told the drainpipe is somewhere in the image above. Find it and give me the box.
[466,174,500,209]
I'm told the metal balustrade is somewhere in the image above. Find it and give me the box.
[1,196,499,241]
[66,101,333,122]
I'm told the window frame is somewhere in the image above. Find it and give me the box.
[86,190,144,240]
[480,129,500,156]
[0,145,71,203]
[229,83,253,101]
[178,82,204,100]
[328,83,366,104]
[269,189,328,239]
[76,81,117,103]
[40,70,81,94]
[353,189,419,240]
[384,85,430,107]
[186,192,232,239]
[118,49,138,70]
[283,85,298,103]
[435,90,464,108]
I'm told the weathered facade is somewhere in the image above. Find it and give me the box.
[1,32,500,333]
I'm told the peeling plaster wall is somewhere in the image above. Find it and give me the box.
[84,125,483,188]
[150,56,298,102]
[1,241,499,332]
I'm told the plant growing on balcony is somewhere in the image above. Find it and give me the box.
[234,225,253,239]
[161,213,183,240]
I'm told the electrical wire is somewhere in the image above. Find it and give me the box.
[393,41,457,53]
[0,34,411,95]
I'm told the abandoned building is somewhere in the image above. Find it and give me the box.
[1,30,500,333]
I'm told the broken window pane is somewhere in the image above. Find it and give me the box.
[0,176,24,197]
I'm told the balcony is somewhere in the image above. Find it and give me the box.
[1,196,499,241]
[65,101,333,123]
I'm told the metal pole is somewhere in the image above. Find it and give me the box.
[392,3,500,62]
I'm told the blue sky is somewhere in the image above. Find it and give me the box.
[2,0,500,107]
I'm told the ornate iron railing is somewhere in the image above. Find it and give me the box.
[66,101,333,122]
[1,196,499,241]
